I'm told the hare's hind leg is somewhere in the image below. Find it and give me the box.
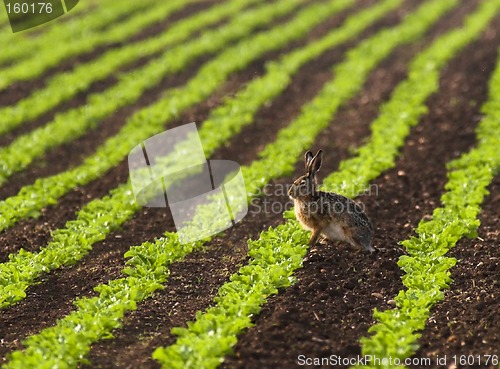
[352,231,375,253]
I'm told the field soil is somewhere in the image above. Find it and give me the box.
[0,1,498,368]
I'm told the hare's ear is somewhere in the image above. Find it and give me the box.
[310,150,323,174]
[304,151,314,171]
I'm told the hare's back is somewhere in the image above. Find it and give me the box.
[322,192,372,230]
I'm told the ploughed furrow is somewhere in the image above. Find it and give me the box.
[152,2,498,368]
[0,0,312,186]
[412,177,499,367]
[0,0,198,91]
[0,0,354,310]
[225,3,498,367]
[356,42,500,369]
[0,0,265,137]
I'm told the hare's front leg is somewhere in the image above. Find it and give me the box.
[309,228,321,247]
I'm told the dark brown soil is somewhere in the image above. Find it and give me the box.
[0,1,498,368]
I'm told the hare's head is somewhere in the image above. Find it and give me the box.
[288,150,323,200]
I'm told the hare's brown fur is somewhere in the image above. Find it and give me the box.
[288,150,374,253]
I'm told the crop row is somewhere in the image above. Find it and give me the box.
[0,0,458,367]
[0,0,266,135]
[0,0,307,185]
[0,0,160,66]
[0,0,354,309]
[0,0,195,90]
[356,8,500,366]
[154,2,498,368]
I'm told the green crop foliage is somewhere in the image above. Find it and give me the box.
[0,0,265,135]
[0,0,161,66]
[0,0,192,90]
[0,0,353,309]
[355,40,500,369]
[2,236,192,369]
[0,0,306,185]
[154,2,500,368]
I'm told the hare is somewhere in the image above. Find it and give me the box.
[288,150,375,253]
